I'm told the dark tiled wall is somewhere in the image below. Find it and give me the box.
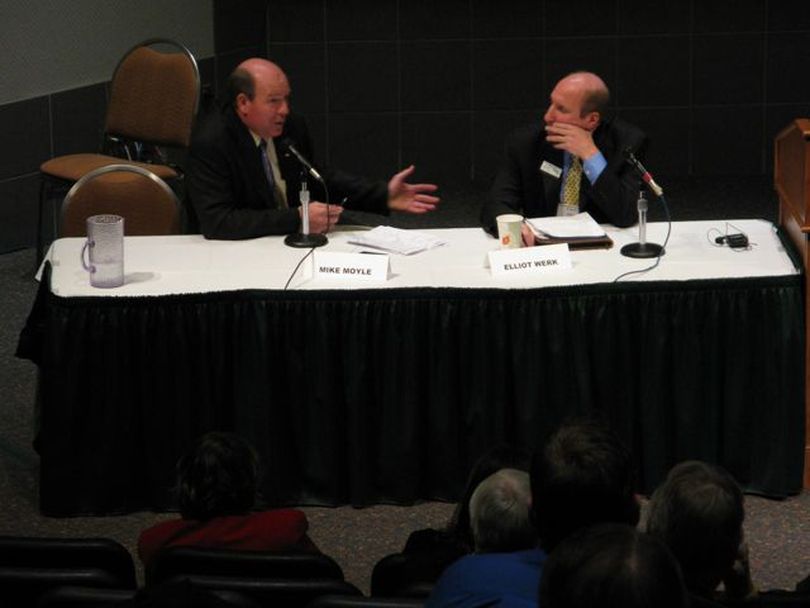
[3,0,809,252]
[212,0,810,190]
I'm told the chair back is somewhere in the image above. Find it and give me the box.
[147,547,345,587]
[757,590,810,606]
[163,575,362,608]
[370,552,441,599]
[106,38,200,148]
[307,595,425,607]
[35,585,137,607]
[60,164,181,237]
[0,536,136,608]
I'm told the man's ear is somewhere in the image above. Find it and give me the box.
[235,93,249,116]
[585,111,601,130]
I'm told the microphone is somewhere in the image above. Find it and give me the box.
[280,138,322,181]
[623,148,663,197]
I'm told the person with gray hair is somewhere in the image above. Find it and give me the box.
[426,468,543,607]
[469,468,536,554]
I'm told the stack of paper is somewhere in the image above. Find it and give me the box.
[348,226,448,255]
[527,212,606,238]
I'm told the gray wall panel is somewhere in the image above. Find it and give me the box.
[0,0,214,105]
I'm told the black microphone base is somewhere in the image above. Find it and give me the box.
[284,233,328,248]
[621,242,664,258]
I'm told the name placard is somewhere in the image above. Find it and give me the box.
[313,251,389,282]
[488,244,572,277]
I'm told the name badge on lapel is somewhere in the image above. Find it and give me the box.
[539,160,562,179]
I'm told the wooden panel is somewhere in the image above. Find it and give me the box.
[774,118,810,488]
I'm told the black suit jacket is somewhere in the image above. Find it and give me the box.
[481,116,648,234]
[186,105,388,239]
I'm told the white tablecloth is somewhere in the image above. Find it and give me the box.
[43,219,798,297]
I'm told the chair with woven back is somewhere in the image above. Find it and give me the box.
[38,38,199,260]
[59,164,181,238]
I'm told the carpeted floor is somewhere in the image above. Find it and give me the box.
[1,177,807,595]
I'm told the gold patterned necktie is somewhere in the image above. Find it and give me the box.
[561,155,582,208]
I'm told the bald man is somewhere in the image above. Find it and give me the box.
[481,72,647,246]
[187,58,439,240]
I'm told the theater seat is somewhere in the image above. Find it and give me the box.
[160,575,362,607]
[146,546,345,586]
[35,585,137,607]
[307,594,425,607]
[370,552,442,598]
[0,535,136,608]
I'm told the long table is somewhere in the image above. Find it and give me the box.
[18,220,805,515]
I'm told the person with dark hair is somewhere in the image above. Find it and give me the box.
[646,460,756,606]
[186,58,439,239]
[426,469,541,607]
[137,432,317,567]
[425,420,639,607]
[481,71,647,245]
[530,418,640,553]
[539,523,689,608]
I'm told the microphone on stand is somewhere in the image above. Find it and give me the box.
[624,148,664,198]
[281,139,323,181]
[620,149,665,259]
[279,138,328,248]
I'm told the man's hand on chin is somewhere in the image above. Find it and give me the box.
[545,122,598,160]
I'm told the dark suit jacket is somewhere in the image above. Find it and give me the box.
[186,105,389,239]
[481,116,648,234]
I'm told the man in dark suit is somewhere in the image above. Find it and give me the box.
[481,72,647,246]
[187,58,439,240]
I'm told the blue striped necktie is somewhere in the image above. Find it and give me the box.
[259,139,276,190]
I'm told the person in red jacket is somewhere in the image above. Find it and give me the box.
[138,431,318,567]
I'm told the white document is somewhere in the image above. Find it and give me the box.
[347,225,447,255]
[527,212,606,238]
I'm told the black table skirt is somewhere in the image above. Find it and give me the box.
[18,265,805,516]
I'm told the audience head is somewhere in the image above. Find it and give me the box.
[176,431,259,520]
[539,523,689,608]
[646,460,744,596]
[227,58,290,139]
[530,418,639,551]
[448,443,530,549]
[468,468,536,553]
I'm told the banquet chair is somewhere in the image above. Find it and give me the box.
[59,164,181,238]
[38,38,200,261]
[146,546,346,587]
[0,535,136,608]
